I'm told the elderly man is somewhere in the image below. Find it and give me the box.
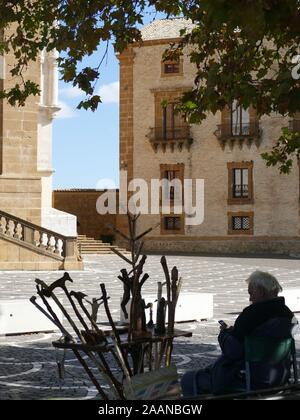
[181,270,298,397]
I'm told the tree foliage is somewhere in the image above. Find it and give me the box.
[175,1,300,172]
[1,1,300,170]
[0,1,181,108]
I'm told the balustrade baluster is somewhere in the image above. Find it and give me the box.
[0,212,78,267]
[55,238,63,256]
[0,217,7,235]
[34,230,41,248]
[47,235,56,253]
[7,220,15,237]
[14,223,23,241]
[40,233,48,250]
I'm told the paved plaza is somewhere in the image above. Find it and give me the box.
[0,254,299,400]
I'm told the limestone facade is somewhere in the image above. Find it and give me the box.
[0,236,64,271]
[117,19,300,255]
[0,48,42,224]
[53,190,117,240]
[0,32,80,270]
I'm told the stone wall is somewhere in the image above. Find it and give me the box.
[0,28,42,225]
[0,237,64,270]
[0,235,83,271]
[53,190,117,240]
[143,236,300,256]
[0,33,83,271]
[116,35,300,255]
[41,207,77,237]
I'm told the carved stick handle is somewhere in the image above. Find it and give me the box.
[100,283,132,377]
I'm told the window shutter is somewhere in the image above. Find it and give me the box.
[249,105,257,121]
[221,105,231,125]
[221,105,231,136]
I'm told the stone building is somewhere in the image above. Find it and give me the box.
[53,189,117,240]
[117,18,300,255]
[0,40,82,270]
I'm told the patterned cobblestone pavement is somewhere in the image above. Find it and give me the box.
[0,254,299,399]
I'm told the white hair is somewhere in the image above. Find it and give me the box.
[246,270,282,294]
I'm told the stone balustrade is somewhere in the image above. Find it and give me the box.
[0,209,77,261]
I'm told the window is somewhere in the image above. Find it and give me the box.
[228,212,254,235]
[160,164,184,203]
[162,102,184,140]
[233,168,249,198]
[161,214,184,234]
[164,216,181,231]
[150,90,190,150]
[232,216,250,231]
[164,62,180,74]
[161,60,182,77]
[227,162,253,204]
[217,103,260,146]
[160,164,184,235]
[164,170,177,200]
[231,100,250,136]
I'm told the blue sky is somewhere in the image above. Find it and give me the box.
[53,42,120,190]
[53,9,167,190]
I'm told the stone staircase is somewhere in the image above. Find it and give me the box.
[77,235,129,255]
[0,209,83,270]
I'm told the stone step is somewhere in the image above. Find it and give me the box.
[79,247,128,252]
[78,236,103,242]
[80,250,116,253]
[77,235,129,255]
[78,243,111,248]
[79,251,117,254]
[79,250,129,255]
[79,243,115,248]
[78,244,104,246]
[78,239,105,243]
[79,243,106,247]
[78,243,110,247]
[79,248,112,252]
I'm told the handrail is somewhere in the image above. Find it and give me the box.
[215,122,260,139]
[0,209,75,240]
[0,209,78,259]
[148,126,190,141]
[233,184,249,197]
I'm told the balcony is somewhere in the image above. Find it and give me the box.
[147,126,193,152]
[233,184,249,198]
[289,119,300,133]
[214,122,261,148]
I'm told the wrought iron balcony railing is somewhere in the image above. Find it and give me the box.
[215,122,261,141]
[233,184,249,198]
[147,126,192,152]
[148,126,190,141]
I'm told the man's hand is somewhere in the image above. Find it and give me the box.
[219,323,228,331]
[218,320,228,331]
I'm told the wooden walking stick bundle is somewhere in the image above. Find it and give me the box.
[29,213,185,398]
[31,274,128,400]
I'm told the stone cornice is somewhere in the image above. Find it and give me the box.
[134,38,181,47]
[38,104,61,119]
[150,85,193,94]
[37,169,55,176]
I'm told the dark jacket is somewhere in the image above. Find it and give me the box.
[230,297,294,342]
[211,297,296,394]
